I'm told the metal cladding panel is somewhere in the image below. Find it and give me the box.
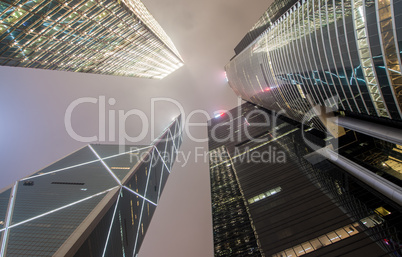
[6,193,106,256]
[0,188,11,229]
[12,161,118,224]
[28,146,98,177]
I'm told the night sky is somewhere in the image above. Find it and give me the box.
[0,0,271,256]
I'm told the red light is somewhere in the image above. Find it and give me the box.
[264,87,271,91]
[215,112,225,118]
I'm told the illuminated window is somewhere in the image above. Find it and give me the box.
[296,84,306,99]
[111,167,130,170]
[130,200,134,225]
[272,222,365,256]
[248,186,282,204]
[375,206,391,217]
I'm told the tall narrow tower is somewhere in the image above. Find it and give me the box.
[0,116,183,256]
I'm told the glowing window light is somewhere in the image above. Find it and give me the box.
[248,186,282,204]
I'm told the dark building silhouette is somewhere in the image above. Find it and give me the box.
[208,103,402,256]
[0,116,182,256]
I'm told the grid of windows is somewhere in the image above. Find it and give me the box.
[209,146,263,256]
[208,103,402,256]
[0,0,183,78]
[226,0,402,132]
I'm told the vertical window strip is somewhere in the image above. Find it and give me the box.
[353,0,391,117]
[326,0,355,112]
[376,0,402,118]
[305,0,328,106]
[343,0,371,114]
[319,0,347,110]
[283,9,308,115]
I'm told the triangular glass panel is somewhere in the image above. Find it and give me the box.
[28,146,98,178]
[6,193,106,256]
[12,161,118,224]
[103,147,151,182]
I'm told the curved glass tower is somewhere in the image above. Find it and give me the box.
[226,0,402,130]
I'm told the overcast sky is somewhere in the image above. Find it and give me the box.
[0,0,271,256]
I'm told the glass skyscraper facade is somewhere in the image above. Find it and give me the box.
[0,0,183,78]
[226,0,402,131]
[0,116,183,256]
[220,1,402,255]
[208,103,402,256]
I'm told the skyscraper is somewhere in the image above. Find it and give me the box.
[0,0,183,78]
[225,0,402,133]
[0,116,183,256]
[215,0,402,255]
[208,103,402,256]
